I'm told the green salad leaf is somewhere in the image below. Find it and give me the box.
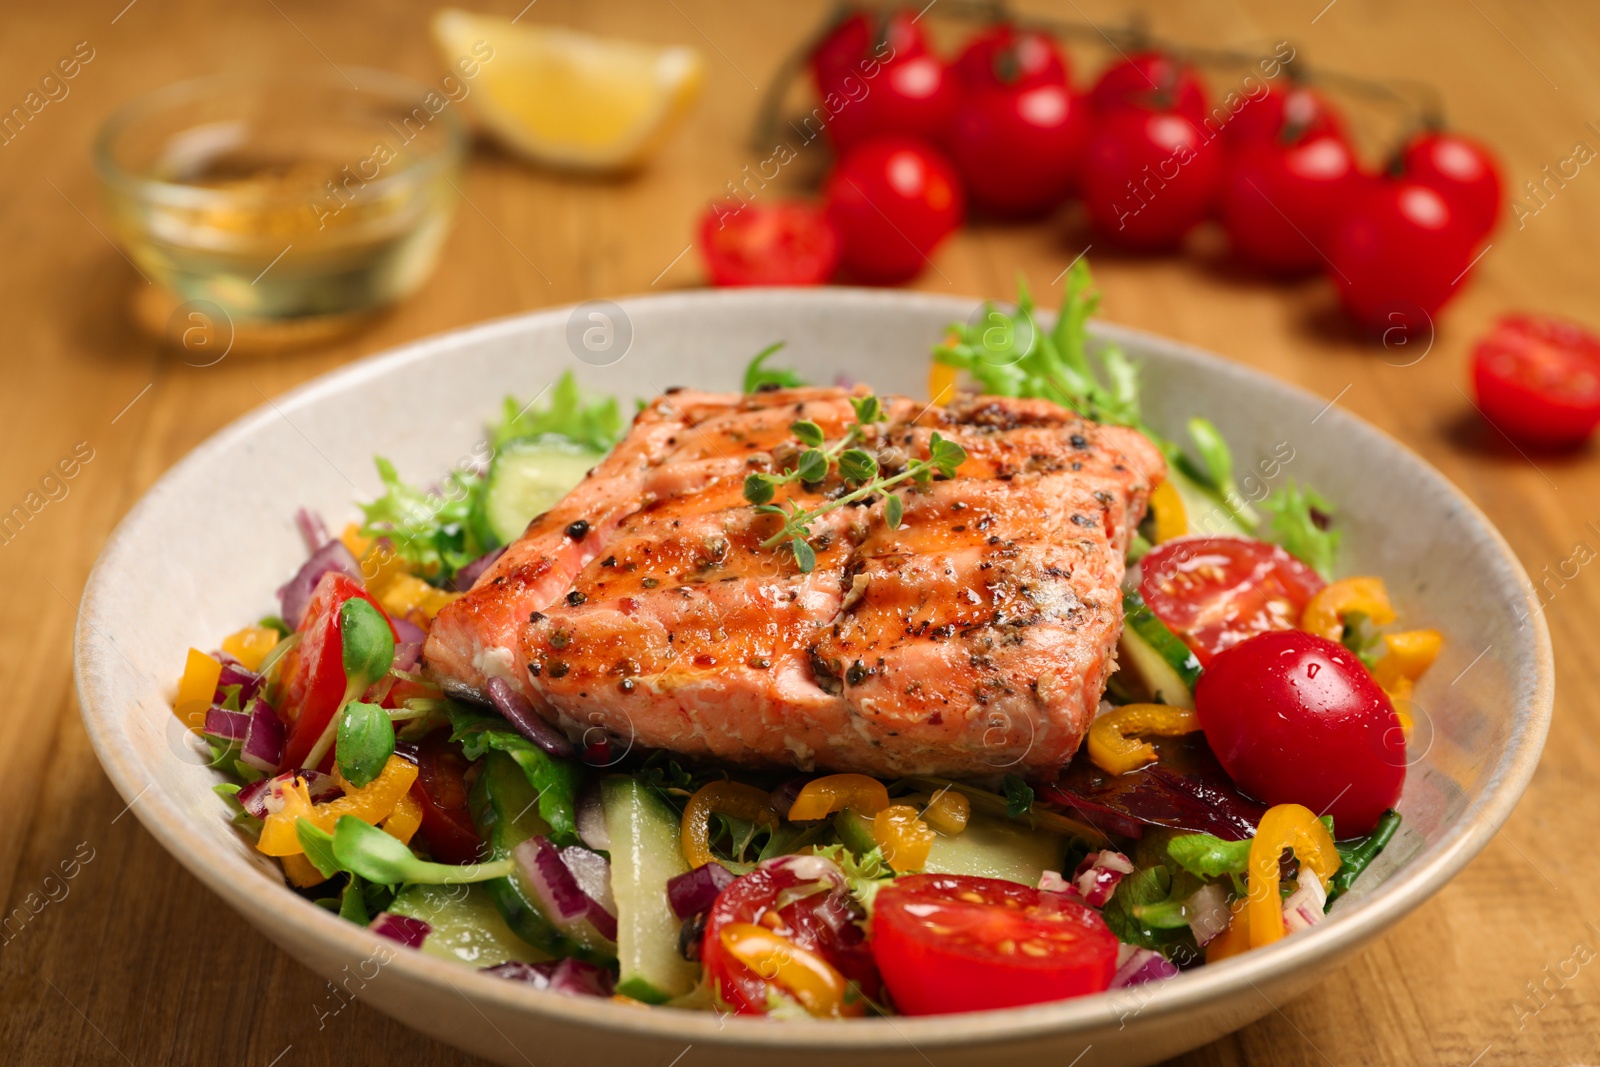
[447,703,584,846]
[1259,480,1342,579]
[743,342,806,392]
[1101,864,1202,961]
[812,843,897,914]
[328,815,513,886]
[492,370,624,454]
[1001,774,1035,819]
[1166,832,1251,884]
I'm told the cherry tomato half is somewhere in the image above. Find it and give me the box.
[702,855,879,1014]
[1328,179,1477,333]
[1139,536,1325,667]
[698,201,839,287]
[1401,130,1503,242]
[952,24,1068,90]
[1222,133,1362,274]
[1082,110,1224,251]
[1196,630,1406,836]
[871,874,1118,1015]
[951,81,1091,216]
[1088,50,1209,125]
[410,729,486,864]
[1471,314,1600,449]
[279,572,397,769]
[824,137,964,284]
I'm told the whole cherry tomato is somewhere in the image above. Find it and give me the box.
[810,7,928,94]
[1140,536,1325,666]
[1400,130,1503,241]
[1472,314,1600,449]
[951,81,1092,216]
[1222,133,1363,273]
[952,24,1068,90]
[824,137,964,283]
[698,201,839,286]
[871,874,1118,1015]
[1221,84,1345,150]
[1196,630,1406,837]
[810,11,955,154]
[1328,179,1476,333]
[1082,110,1223,250]
[1088,50,1209,125]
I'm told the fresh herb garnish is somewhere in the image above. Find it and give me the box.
[335,700,395,788]
[744,395,964,573]
[742,342,806,393]
[326,815,514,885]
[1001,774,1035,819]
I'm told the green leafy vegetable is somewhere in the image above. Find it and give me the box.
[336,700,395,788]
[295,820,343,880]
[340,599,395,691]
[339,874,371,924]
[330,815,514,886]
[1259,480,1342,579]
[743,342,806,393]
[492,370,624,454]
[812,843,897,914]
[1001,774,1035,820]
[1328,809,1402,905]
[1101,864,1201,961]
[447,703,584,845]
[258,615,290,637]
[212,783,263,837]
[1166,832,1251,884]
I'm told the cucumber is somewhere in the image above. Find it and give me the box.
[1165,463,1251,539]
[835,807,1066,886]
[476,436,602,547]
[602,777,700,1004]
[389,882,549,967]
[1118,591,1202,709]
[469,751,613,965]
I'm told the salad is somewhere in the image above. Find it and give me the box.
[173,262,1435,1018]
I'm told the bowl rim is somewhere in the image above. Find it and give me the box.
[75,286,1554,1051]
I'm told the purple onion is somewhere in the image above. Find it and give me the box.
[237,769,341,818]
[1072,849,1135,908]
[1111,946,1180,988]
[369,912,430,948]
[514,836,617,942]
[240,700,285,774]
[667,863,736,921]
[486,677,575,759]
[216,660,265,704]
[203,708,251,741]
[575,783,610,851]
[392,641,423,673]
[1185,883,1232,948]
[452,546,507,592]
[391,614,426,646]
[768,776,812,819]
[482,959,615,998]
[295,508,332,553]
[560,846,616,915]
[277,541,362,630]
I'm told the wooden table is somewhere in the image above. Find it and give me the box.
[3,0,1596,1063]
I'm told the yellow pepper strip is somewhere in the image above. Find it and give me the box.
[382,790,425,847]
[922,788,970,836]
[681,781,780,869]
[787,774,891,822]
[256,756,420,857]
[1206,898,1252,963]
[378,573,461,622]
[1088,704,1202,776]
[1372,628,1444,706]
[927,361,960,406]
[718,922,864,1018]
[1148,480,1188,543]
[1301,576,1397,642]
[340,522,373,563]
[873,805,935,871]
[174,648,223,734]
[1247,803,1342,950]
[221,626,280,673]
[281,853,329,889]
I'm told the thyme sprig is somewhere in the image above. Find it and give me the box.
[743,395,966,573]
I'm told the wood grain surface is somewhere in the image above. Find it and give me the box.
[3,0,1598,1063]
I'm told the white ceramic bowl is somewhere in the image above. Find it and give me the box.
[75,289,1553,1067]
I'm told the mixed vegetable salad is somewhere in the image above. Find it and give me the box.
[173,263,1436,1017]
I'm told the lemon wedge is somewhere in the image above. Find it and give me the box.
[432,9,704,173]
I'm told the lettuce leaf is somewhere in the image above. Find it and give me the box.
[447,703,583,846]
[1259,479,1342,578]
[492,370,623,454]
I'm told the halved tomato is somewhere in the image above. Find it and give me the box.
[410,729,486,865]
[1139,536,1324,667]
[698,201,839,287]
[870,874,1119,1015]
[278,572,397,769]
[1471,313,1600,448]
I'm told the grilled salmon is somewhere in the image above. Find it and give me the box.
[423,387,1165,780]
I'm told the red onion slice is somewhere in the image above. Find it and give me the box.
[452,546,507,592]
[1072,849,1135,908]
[369,912,430,948]
[560,845,616,916]
[482,959,615,997]
[203,708,251,741]
[667,863,736,920]
[237,769,341,819]
[215,660,264,704]
[240,700,285,774]
[486,677,575,759]
[1111,945,1180,988]
[278,541,362,629]
[1185,883,1233,947]
[514,836,617,943]
[295,508,331,553]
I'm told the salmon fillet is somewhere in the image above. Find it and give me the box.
[422,387,1165,780]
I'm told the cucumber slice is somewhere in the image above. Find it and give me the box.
[1165,464,1251,539]
[478,437,602,546]
[1118,591,1202,709]
[468,751,613,964]
[602,777,700,1004]
[389,882,548,967]
[835,807,1066,886]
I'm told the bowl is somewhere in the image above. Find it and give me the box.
[95,67,465,345]
[75,288,1552,1066]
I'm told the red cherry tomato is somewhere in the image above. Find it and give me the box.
[698,201,839,287]
[1401,130,1502,241]
[824,137,964,284]
[1471,314,1600,449]
[1221,84,1345,150]
[702,856,879,1014]
[1329,179,1476,333]
[279,572,397,769]
[810,7,928,95]
[1082,110,1223,250]
[1139,536,1325,667]
[951,81,1092,216]
[952,24,1068,90]
[826,52,959,154]
[1222,133,1363,274]
[870,874,1118,1015]
[1196,630,1406,836]
[409,730,486,865]
[1088,50,1209,125]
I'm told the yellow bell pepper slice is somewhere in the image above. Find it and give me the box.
[1147,480,1188,543]
[378,573,461,622]
[873,804,935,871]
[281,853,330,889]
[1247,803,1341,949]
[1205,898,1252,963]
[256,756,420,857]
[681,781,779,869]
[1088,703,1201,776]
[718,922,864,1018]
[174,648,223,734]
[340,522,373,563]
[382,790,425,847]
[922,788,970,836]
[787,774,891,822]
[1301,576,1396,642]
[221,626,280,673]
[1371,628,1443,698]
[927,361,960,406]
